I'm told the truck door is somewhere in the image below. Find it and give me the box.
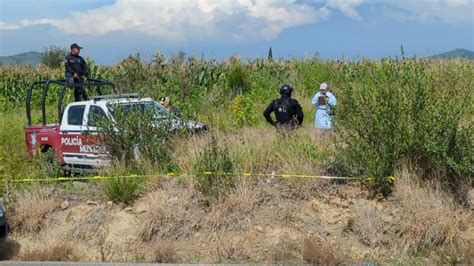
[84,105,109,166]
[59,104,92,166]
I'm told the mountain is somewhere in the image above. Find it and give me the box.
[0,52,43,67]
[430,48,474,60]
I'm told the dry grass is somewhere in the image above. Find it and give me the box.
[283,178,327,200]
[352,201,387,247]
[432,245,474,265]
[277,202,299,224]
[213,236,251,262]
[139,183,199,241]
[205,178,261,230]
[69,206,107,241]
[9,186,58,233]
[18,241,76,261]
[302,236,345,265]
[391,171,470,257]
[173,126,331,175]
[271,236,299,262]
[154,243,178,263]
[6,163,471,264]
[140,178,264,242]
[348,168,471,262]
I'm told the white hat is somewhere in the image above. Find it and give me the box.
[320,83,329,90]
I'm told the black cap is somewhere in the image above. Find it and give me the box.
[70,43,82,50]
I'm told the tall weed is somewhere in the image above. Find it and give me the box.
[194,136,235,200]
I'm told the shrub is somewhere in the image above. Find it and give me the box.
[271,237,299,262]
[111,53,147,92]
[8,186,57,233]
[154,243,178,263]
[226,58,251,95]
[19,241,76,261]
[41,45,67,69]
[39,148,62,178]
[194,136,235,200]
[97,103,174,172]
[302,237,344,264]
[103,177,142,204]
[334,59,473,201]
[230,94,256,125]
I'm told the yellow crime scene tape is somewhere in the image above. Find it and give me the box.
[2,171,359,184]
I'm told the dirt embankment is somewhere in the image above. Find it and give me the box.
[1,175,473,264]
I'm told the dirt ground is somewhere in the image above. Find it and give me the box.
[1,176,473,264]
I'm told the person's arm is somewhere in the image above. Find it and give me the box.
[263,101,276,126]
[311,93,319,106]
[295,101,304,126]
[65,55,75,78]
[328,92,336,107]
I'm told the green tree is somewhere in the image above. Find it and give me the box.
[41,45,67,69]
[268,46,273,61]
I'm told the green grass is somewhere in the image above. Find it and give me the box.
[0,107,61,180]
[1,57,472,201]
[1,108,33,179]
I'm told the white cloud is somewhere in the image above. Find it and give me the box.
[384,0,473,23]
[0,18,59,30]
[0,22,20,30]
[325,0,364,20]
[447,0,470,7]
[0,0,330,43]
[0,0,472,43]
[323,0,473,24]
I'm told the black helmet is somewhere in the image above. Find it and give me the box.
[280,84,293,95]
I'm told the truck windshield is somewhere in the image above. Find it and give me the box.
[107,101,175,120]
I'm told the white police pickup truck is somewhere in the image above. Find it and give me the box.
[25,94,207,172]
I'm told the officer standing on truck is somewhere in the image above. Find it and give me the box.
[263,84,304,132]
[65,43,88,101]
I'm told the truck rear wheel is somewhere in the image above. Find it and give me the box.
[40,148,61,177]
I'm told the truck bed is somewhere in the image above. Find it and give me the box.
[25,124,61,158]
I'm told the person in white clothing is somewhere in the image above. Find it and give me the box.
[311,83,337,129]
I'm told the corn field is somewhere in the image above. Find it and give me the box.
[0,54,472,201]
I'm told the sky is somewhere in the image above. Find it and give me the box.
[0,0,473,64]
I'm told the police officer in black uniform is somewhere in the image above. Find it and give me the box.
[65,43,89,101]
[263,85,304,131]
